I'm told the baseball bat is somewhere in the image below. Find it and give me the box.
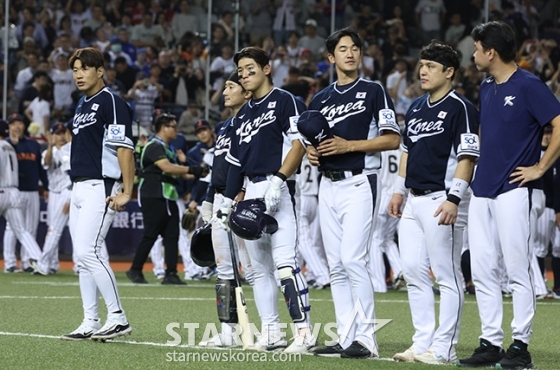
[227,229,252,349]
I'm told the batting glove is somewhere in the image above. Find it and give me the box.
[215,197,233,231]
[201,201,213,224]
[264,175,284,213]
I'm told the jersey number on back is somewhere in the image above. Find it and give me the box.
[388,155,398,174]
[304,164,313,183]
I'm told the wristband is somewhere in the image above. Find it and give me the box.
[393,176,407,195]
[447,178,468,205]
[275,172,287,182]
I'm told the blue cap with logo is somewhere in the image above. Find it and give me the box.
[296,110,333,148]
[229,199,278,240]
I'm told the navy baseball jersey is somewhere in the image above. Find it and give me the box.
[226,88,306,176]
[7,136,49,191]
[70,87,134,181]
[403,90,480,191]
[471,68,560,198]
[308,78,400,171]
[211,117,235,190]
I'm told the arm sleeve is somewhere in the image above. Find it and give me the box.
[527,78,560,127]
[373,82,400,135]
[205,184,216,203]
[282,94,306,142]
[454,99,480,159]
[224,164,243,200]
[104,92,134,150]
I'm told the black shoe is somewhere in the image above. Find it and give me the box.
[340,341,373,359]
[23,267,34,273]
[126,270,148,284]
[432,286,441,296]
[465,283,476,295]
[495,341,533,369]
[162,272,187,285]
[457,338,505,367]
[313,343,343,357]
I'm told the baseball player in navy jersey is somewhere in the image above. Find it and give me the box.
[61,48,133,341]
[305,28,401,359]
[388,42,479,364]
[3,113,48,274]
[0,120,45,274]
[295,154,330,289]
[38,123,72,274]
[199,72,254,347]
[369,149,404,293]
[218,47,314,353]
[458,22,560,369]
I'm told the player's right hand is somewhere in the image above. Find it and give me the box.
[388,194,404,218]
[307,146,320,166]
[214,197,233,231]
[201,201,213,223]
[106,192,131,211]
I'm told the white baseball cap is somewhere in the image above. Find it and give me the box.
[305,19,317,28]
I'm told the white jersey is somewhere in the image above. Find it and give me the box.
[50,68,76,110]
[379,148,402,195]
[0,140,19,188]
[296,155,319,196]
[42,146,72,193]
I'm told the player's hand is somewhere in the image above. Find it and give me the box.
[214,197,233,231]
[188,200,198,211]
[43,190,49,203]
[176,149,187,163]
[307,146,320,166]
[317,136,352,156]
[388,193,404,218]
[62,201,70,215]
[201,201,213,223]
[509,164,545,187]
[264,175,283,213]
[433,200,458,225]
[105,192,131,211]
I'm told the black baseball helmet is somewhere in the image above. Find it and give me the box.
[229,199,279,240]
[190,223,215,267]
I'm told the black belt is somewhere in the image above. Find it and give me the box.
[74,176,92,182]
[248,174,270,183]
[323,169,362,182]
[215,186,226,195]
[410,188,443,196]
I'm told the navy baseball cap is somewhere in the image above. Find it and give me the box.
[49,122,67,134]
[194,119,211,133]
[296,110,333,147]
[229,199,279,240]
[7,113,25,124]
[0,119,8,137]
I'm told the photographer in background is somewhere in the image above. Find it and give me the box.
[127,73,163,129]
[169,60,205,107]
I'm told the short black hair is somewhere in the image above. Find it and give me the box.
[154,112,177,133]
[325,27,362,55]
[419,41,461,78]
[472,21,517,63]
[233,47,272,83]
[69,47,105,70]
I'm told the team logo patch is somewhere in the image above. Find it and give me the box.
[460,133,479,151]
[107,124,126,141]
[92,103,99,111]
[267,101,277,109]
[504,96,516,106]
[289,115,299,134]
[356,92,366,99]
[437,111,447,119]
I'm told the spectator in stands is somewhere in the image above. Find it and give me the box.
[445,13,466,48]
[178,102,203,136]
[148,63,172,102]
[171,0,198,43]
[78,26,96,48]
[48,34,74,64]
[104,67,126,97]
[93,27,112,53]
[384,4,407,41]
[272,0,297,47]
[50,51,75,118]
[16,7,49,50]
[361,43,383,81]
[57,16,79,48]
[298,19,324,60]
[132,12,166,49]
[108,40,133,66]
[157,50,175,84]
[286,31,303,66]
[386,58,409,108]
[356,3,383,39]
[65,0,92,37]
[281,66,311,101]
[14,51,39,97]
[114,56,139,91]
[19,70,50,118]
[242,0,274,44]
[217,10,236,42]
[156,12,174,48]
[128,75,163,129]
[169,60,205,107]
[83,4,106,31]
[25,83,52,137]
[382,43,408,81]
[381,25,409,62]
[116,27,137,62]
[272,45,291,87]
[209,42,235,91]
[415,0,446,45]
[209,23,228,59]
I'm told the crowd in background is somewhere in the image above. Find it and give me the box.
[0,0,560,140]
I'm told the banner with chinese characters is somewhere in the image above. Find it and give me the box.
[0,199,146,257]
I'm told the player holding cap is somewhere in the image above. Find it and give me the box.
[62,47,133,341]
[219,46,314,353]
[388,41,479,364]
[303,28,401,358]
[458,21,560,369]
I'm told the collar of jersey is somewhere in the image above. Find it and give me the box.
[248,87,276,108]
[84,86,107,102]
[333,78,361,94]
[426,89,454,108]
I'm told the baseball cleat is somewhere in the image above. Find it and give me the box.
[91,314,132,341]
[126,270,148,284]
[414,349,454,364]
[284,327,317,353]
[552,289,560,299]
[155,273,165,280]
[340,341,375,359]
[247,328,287,351]
[4,266,22,273]
[393,346,417,362]
[457,338,505,367]
[495,342,533,369]
[313,343,343,357]
[199,333,239,348]
[393,272,407,290]
[61,319,102,341]
[161,272,187,285]
[28,259,48,276]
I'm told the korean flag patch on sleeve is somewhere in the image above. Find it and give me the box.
[107,124,126,141]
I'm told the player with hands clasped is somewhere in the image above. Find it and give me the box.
[458,22,560,370]
[303,28,401,359]
[220,47,314,353]
[62,48,134,341]
[388,41,479,365]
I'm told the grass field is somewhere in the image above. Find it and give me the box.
[1,269,559,370]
